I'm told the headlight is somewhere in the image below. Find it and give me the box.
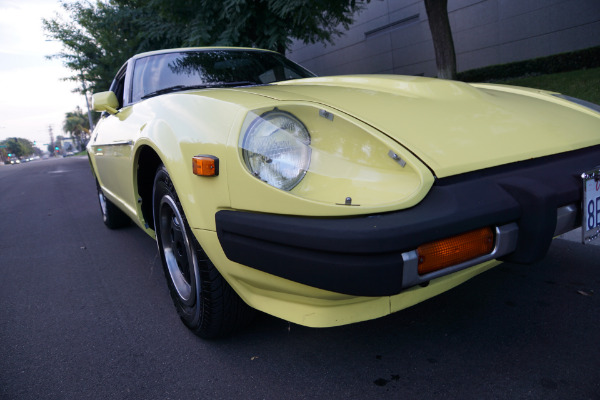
[552,94,600,113]
[241,110,311,191]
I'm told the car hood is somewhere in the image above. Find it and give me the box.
[238,75,600,177]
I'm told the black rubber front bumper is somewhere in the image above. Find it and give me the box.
[216,145,600,297]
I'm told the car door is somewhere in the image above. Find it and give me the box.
[90,62,139,217]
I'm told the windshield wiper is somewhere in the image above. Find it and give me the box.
[141,85,187,99]
[210,81,260,88]
[141,81,261,100]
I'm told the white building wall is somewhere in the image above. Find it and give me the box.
[287,0,600,77]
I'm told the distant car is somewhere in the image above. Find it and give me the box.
[88,47,600,338]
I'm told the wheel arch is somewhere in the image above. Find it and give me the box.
[87,150,100,183]
[135,144,163,230]
[133,108,235,233]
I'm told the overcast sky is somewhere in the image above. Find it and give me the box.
[0,0,87,149]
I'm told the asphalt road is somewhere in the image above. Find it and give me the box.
[1,157,599,400]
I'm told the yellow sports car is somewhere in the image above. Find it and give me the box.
[88,47,600,338]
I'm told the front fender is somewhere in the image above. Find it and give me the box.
[132,95,249,231]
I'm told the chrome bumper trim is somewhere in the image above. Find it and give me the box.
[554,204,579,236]
[401,223,519,289]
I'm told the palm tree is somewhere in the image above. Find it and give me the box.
[63,106,90,150]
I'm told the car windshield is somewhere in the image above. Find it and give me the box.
[131,49,315,102]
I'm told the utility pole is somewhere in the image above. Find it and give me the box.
[49,125,55,156]
[0,126,5,164]
[81,74,94,132]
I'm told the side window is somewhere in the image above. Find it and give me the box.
[131,56,152,103]
[109,65,127,109]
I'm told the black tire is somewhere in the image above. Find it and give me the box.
[96,180,130,229]
[153,165,254,338]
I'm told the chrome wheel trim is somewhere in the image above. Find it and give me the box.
[158,194,196,305]
[98,190,108,219]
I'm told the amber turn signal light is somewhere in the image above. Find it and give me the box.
[192,155,219,176]
[417,227,495,275]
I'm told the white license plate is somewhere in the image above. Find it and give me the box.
[582,166,600,243]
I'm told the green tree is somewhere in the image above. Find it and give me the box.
[43,0,369,92]
[0,137,35,159]
[143,0,369,54]
[43,1,147,94]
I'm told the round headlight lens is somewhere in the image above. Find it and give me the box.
[242,110,311,191]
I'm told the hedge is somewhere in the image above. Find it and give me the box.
[457,46,600,82]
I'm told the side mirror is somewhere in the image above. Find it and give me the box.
[92,91,119,114]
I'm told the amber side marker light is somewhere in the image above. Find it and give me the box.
[417,227,495,275]
[192,155,219,176]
